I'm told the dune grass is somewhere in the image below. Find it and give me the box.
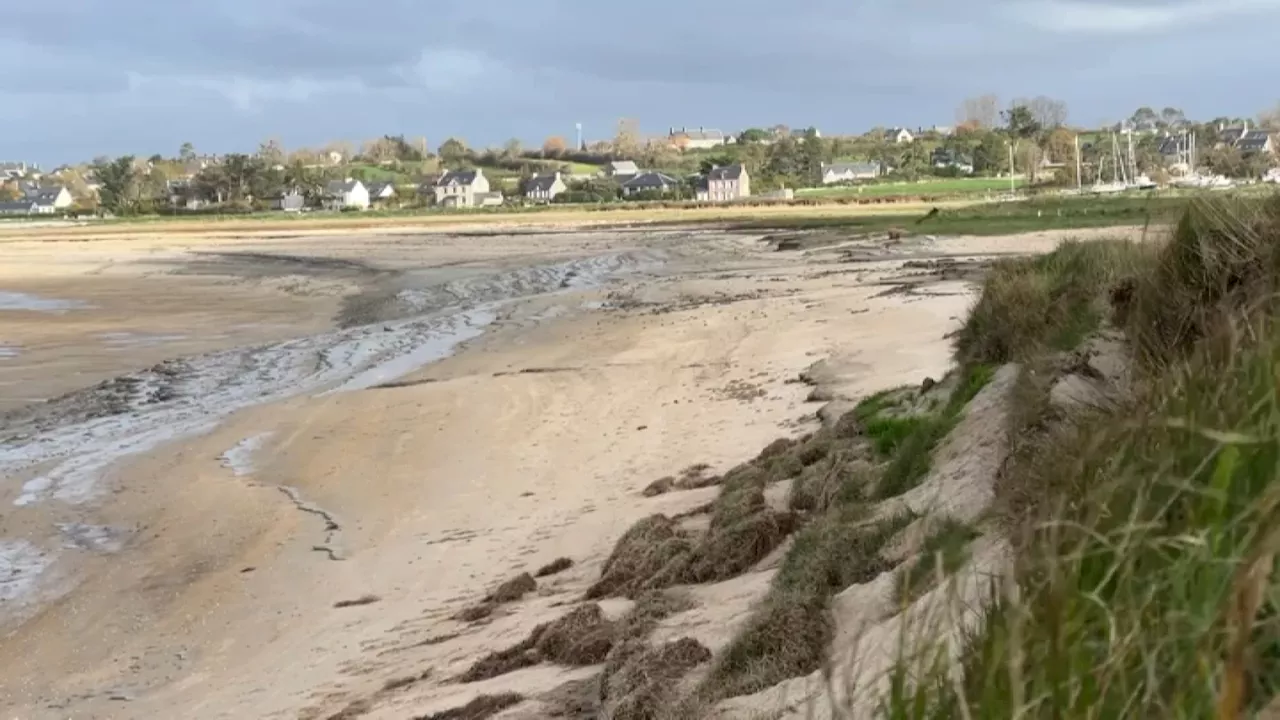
[879,193,1280,718]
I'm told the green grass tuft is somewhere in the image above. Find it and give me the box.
[879,193,1280,718]
[894,519,980,607]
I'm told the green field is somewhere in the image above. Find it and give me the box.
[797,177,1026,198]
[729,193,1192,235]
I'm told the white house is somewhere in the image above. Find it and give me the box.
[696,164,750,202]
[430,169,491,208]
[24,186,73,213]
[524,172,567,203]
[669,127,729,150]
[821,162,881,184]
[322,179,370,210]
[602,160,640,179]
[882,128,915,144]
[367,181,397,205]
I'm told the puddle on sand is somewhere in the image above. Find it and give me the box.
[219,432,275,477]
[0,539,52,604]
[0,291,89,313]
[56,523,128,553]
[0,343,18,358]
[97,331,188,349]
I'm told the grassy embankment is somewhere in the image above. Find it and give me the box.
[878,193,1280,717]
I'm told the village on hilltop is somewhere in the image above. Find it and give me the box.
[3,97,1278,218]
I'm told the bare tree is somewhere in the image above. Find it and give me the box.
[614,118,641,157]
[1023,96,1069,129]
[956,94,1000,129]
[257,137,286,166]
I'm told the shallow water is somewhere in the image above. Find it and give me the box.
[97,331,188,349]
[0,291,88,312]
[219,432,276,477]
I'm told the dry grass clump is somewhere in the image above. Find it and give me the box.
[882,196,1280,717]
[595,463,803,597]
[454,572,538,622]
[642,463,722,497]
[954,239,1142,367]
[457,604,614,682]
[415,692,524,720]
[700,509,916,701]
[789,452,872,514]
[586,515,694,599]
[534,557,575,578]
[1122,195,1280,366]
[600,637,713,720]
[486,572,537,603]
[458,591,695,684]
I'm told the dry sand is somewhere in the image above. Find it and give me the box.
[0,224,1141,719]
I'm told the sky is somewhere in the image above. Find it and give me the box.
[2,0,1278,166]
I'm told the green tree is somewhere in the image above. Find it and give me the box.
[1161,107,1187,128]
[1130,106,1159,130]
[738,128,770,144]
[972,132,1010,175]
[179,142,196,163]
[438,138,469,167]
[1003,104,1040,139]
[92,156,143,215]
[1044,128,1078,185]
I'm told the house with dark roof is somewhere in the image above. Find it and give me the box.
[621,171,680,198]
[821,162,881,184]
[23,185,73,213]
[429,169,491,208]
[1219,122,1275,155]
[696,164,750,202]
[0,200,37,216]
[367,181,397,204]
[524,172,567,203]
[322,179,370,210]
[1237,130,1274,155]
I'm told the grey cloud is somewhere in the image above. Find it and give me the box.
[1,0,1277,164]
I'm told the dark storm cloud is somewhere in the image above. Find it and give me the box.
[1,0,1277,164]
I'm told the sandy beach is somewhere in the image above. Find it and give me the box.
[0,223,1141,719]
